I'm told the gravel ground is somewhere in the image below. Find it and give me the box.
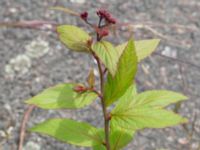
[0,0,200,150]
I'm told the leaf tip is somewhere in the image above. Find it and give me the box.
[28,127,35,132]
[182,94,188,100]
[181,117,188,124]
[24,99,32,104]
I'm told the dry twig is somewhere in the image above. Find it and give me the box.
[18,105,36,150]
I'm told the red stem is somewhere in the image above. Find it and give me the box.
[18,105,36,150]
[94,54,110,150]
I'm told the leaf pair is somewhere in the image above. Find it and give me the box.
[91,31,159,106]
[57,25,91,52]
[26,83,98,109]
[111,85,188,130]
[102,39,138,106]
[93,128,134,150]
[30,118,134,150]
[30,119,101,147]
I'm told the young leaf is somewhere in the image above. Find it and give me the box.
[57,25,91,52]
[93,145,106,150]
[129,90,188,108]
[92,41,118,76]
[113,84,137,111]
[87,69,95,89]
[30,119,102,147]
[93,128,134,150]
[111,107,187,130]
[114,89,187,111]
[110,128,134,150]
[26,83,98,109]
[104,38,137,106]
[111,89,188,130]
[116,39,160,62]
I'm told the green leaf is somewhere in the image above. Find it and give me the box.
[129,90,188,108]
[93,128,134,150]
[113,84,137,112]
[116,39,160,62]
[110,128,134,150]
[87,69,95,89]
[92,41,119,76]
[57,25,91,52]
[114,89,187,111]
[92,129,106,150]
[104,38,138,106]
[93,145,106,150]
[118,84,137,103]
[26,83,98,109]
[111,107,187,130]
[111,89,187,130]
[30,119,102,147]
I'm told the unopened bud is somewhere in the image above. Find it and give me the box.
[98,28,109,38]
[107,113,112,121]
[86,39,93,47]
[80,11,88,21]
[96,9,116,24]
[108,17,117,24]
[74,85,86,93]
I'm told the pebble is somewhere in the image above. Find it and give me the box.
[161,46,177,58]
[24,141,41,150]
[4,54,31,77]
[70,0,85,4]
[25,38,50,59]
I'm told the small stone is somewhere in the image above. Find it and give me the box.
[178,137,189,145]
[4,104,12,112]
[9,8,18,13]
[70,0,85,4]
[5,54,31,76]
[24,141,41,150]
[35,77,41,83]
[25,38,50,58]
[7,126,14,135]
[93,69,99,77]
[167,136,174,142]
[0,130,6,137]
[162,46,177,58]
[191,142,199,149]
[99,0,106,3]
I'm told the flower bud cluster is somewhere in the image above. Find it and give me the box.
[96,9,116,24]
[80,9,117,40]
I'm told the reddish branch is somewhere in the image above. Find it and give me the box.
[1,20,199,71]
[18,105,36,150]
[154,52,200,70]
[92,12,113,149]
[0,20,57,31]
[95,55,110,150]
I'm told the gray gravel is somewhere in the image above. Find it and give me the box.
[0,0,200,150]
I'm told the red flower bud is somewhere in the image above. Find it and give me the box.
[96,9,116,24]
[74,85,86,93]
[97,9,111,19]
[107,113,112,121]
[80,11,88,21]
[86,38,93,47]
[108,17,117,24]
[98,28,109,38]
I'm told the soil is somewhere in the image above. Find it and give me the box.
[0,0,200,150]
